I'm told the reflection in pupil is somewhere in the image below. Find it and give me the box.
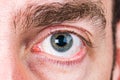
[55,35,67,47]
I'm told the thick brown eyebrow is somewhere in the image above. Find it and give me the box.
[13,1,106,30]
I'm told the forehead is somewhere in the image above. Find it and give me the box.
[0,0,112,12]
[0,0,111,7]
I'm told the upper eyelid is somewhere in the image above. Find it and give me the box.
[27,24,93,49]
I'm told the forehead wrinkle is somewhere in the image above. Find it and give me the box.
[13,1,106,32]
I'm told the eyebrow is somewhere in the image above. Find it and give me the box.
[13,1,106,30]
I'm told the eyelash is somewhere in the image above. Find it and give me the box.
[32,25,92,47]
[50,30,92,48]
[29,24,93,65]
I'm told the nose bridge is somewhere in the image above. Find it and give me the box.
[0,33,29,80]
[0,2,33,79]
[0,22,15,80]
[0,7,17,79]
[0,3,32,79]
[0,42,14,80]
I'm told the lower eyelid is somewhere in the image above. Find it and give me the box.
[30,46,87,66]
[32,44,86,58]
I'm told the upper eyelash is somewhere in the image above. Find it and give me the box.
[49,30,93,48]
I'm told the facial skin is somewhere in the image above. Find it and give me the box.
[112,0,120,79]
[0,0,113,80]
[113,22,120,80]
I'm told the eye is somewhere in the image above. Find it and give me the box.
[40,32,83,58]
[31,25,92,64]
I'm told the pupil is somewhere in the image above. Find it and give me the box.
[55,35,67,47]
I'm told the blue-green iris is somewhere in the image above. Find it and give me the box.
[51,32,73,52]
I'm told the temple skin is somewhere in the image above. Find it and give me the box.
[0,0,114,80]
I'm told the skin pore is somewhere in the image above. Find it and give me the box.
[0,0,113,80]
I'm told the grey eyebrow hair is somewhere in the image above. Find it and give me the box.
[13,1,106,30]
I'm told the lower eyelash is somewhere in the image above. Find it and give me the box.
[32,53,86,67]
[31,45,87,66]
